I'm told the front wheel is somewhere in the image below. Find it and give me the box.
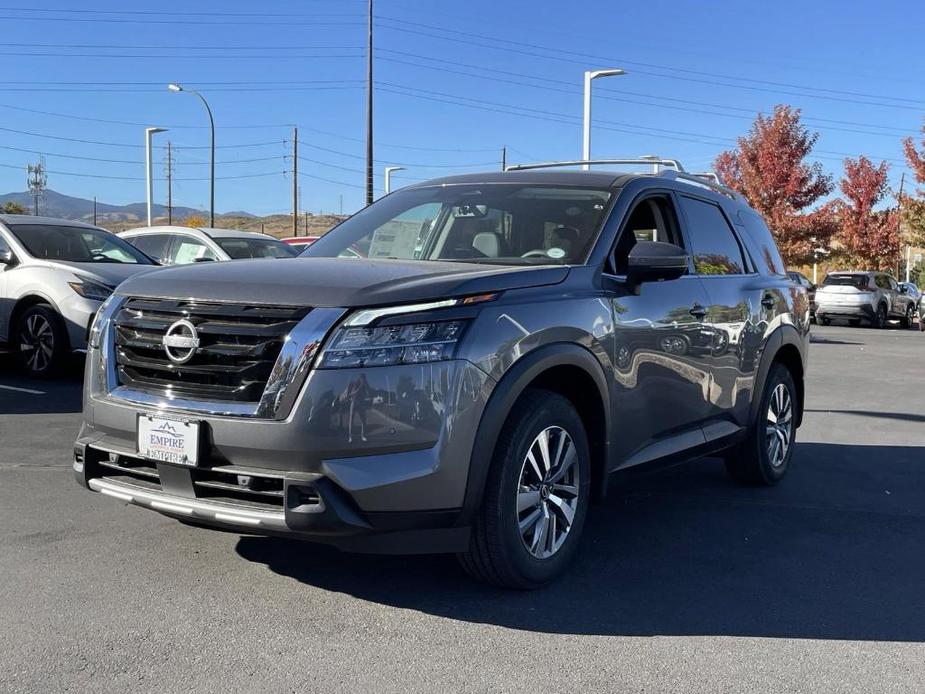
[724,363,798,485]
[458,390,591,589]
[900,304,914,329]
[15,304,69,377]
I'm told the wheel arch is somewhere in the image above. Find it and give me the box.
[9,292,62,337]
[752,325,806,429]
[459,343,612,525]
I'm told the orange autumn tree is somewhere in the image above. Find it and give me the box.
[715,105,837,266]
[901,119,925,251]
[834,156,899,270]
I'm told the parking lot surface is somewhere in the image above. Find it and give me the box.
[1,324,924,693]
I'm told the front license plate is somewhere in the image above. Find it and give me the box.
[137,414,200,466]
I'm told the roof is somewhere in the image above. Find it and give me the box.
[0,214,103,229]
[119,225,273,240]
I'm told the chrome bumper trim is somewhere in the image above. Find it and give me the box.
[89,478,286,527]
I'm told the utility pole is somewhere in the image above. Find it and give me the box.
[93,196,97,225]
[896,172,910,282]
[339,194,343,215]
[501,146,506,171]
[26,158,46,215]
[304,211,308,234]
[292,126,298,236]
[166,142,173,225]
[365,0,374,206]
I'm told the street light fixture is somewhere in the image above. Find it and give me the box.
[145,127,167,227]
[168,83,215,227]
[582,68,626,171]
[384,166,405,195]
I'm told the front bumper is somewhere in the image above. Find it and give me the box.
[76,358,492,553]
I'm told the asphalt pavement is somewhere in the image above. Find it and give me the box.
[1,324,924,693]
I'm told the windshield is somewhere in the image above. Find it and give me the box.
[822,274,870,290]
[304,184,613,265]
[215,237,298,259]
[9,224,153,264]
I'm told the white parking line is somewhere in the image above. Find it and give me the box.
[0,384,46,395]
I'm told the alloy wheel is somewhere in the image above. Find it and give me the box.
[20,314,54,373]
[516,426,580,560]
[765,383,793,468]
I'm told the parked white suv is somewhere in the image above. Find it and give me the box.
[0,215,157,375]
[119,226,297,265]
[815,271,916,328]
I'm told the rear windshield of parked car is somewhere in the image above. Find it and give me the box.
[822,274,869,289]
[215,238,298,259]
[9,224,153,264]
[303,184,613,265]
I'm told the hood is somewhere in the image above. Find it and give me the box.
[46,260,159,288]
[115,257,570,307]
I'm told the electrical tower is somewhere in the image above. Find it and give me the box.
[26,157,47,215]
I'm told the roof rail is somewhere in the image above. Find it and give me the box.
[502,157,744,202]
[504,158,687,172]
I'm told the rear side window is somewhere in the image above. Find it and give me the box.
[740,211,786,276]
[167,236,219,265]
[127,233,171,262]
[679,196,746,276]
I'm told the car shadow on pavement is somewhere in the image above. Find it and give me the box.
[237,441,925,641]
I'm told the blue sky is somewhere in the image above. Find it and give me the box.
[1,0,923,216]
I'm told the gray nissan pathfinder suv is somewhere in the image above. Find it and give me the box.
[74,159,809,588]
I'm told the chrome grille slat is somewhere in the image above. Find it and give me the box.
[112,298,310,403]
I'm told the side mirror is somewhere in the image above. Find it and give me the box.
[0,249,13,265]
[626,241,689,291]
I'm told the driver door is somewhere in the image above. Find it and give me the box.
[606,192,712,468]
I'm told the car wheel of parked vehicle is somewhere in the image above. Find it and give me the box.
[724,363,797,486]
[458,389,591,589]
[848,319,861,327]
[900,304,914,329]
[15,304,69,377]
[818,315,831,326]
[873,304,888,329]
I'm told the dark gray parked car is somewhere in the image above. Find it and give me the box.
[74,159,809,588]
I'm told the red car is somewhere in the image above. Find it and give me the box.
[280,236,319,253]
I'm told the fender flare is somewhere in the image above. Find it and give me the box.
[9,290,63,333]
[750,324,806,428]
[458,343,611,524]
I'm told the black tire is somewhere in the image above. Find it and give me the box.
[15,304,69,378]
[818,315,831,326]
[848,319,861,327]
[724,363,798,486]
[900,304,914,329]
[458,389,591,589]
[919,315,925,332]
[873,303,888,329]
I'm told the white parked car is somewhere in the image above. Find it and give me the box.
[119,225,297,265]
[815,271,917,329]
[0,215,157,375]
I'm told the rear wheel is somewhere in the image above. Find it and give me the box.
[818,315,831,326]
[458,390,591,589]
[873,303,888,329]
[724,363,797,486]
[900,304,914,329]
[848,319,861,327]
[15,304,69,377]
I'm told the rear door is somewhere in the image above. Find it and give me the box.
[677,194,765,431]
[605,191,714,466]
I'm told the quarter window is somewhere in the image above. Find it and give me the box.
[167,236,219,265]
[680,197,746,276]
[127,234,172,263]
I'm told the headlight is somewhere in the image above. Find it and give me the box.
[88,294,122,349]
[68,278,114,302]
[319,320,467,369]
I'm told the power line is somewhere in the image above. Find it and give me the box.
[0,161,285,181]
[0,5,363,17]
[0,84,364,93]
[0,50,365,59]
[0,126,284,150]
[0,14,364,26]
[0,102,297,128]
[0,144,283,165]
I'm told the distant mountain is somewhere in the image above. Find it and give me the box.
[0,189,234,223]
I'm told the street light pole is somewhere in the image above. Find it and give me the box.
[168,83,215,227]
[145,127,167,227]
[365,0,374,206]
[384,166,404,195]
[582,68,626,171]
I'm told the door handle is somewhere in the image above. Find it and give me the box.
[761,294,775,309]
[689,304,707,319]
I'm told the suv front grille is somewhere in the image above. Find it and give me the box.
[113,298,310,403]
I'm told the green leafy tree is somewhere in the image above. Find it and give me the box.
[1,201,27,214]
